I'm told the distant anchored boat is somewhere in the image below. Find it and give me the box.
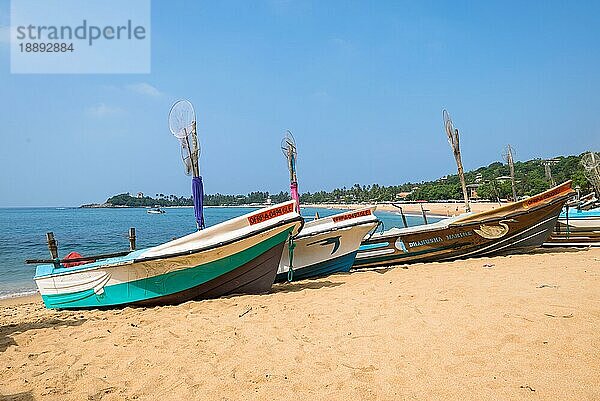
[147,206,165,214]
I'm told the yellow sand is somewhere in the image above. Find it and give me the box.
[1,248,599,400]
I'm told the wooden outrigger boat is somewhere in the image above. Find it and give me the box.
[277,131,379,282]
[354,182,574,269]
[33,201,302,309]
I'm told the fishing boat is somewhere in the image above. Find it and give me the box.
[277,131,379,282]
[29,101,303,309]
[545,151,600,245]
[33,201,302,309]
[354,182,574,269]
[543,207,600,246]
[277,207,378,282]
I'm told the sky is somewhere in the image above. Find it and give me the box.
[0,0,599,207]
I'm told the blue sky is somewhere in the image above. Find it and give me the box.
[0,0,599,207]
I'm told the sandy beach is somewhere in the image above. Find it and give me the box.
[308,202,503,218]
[1,248,598,400]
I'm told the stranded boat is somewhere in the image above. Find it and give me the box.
[33,201,302,309]
[544,207,600,246]
[28,101,305,309]
[277,131,379,282]
[354,182,574,269]
[277,207,378,282]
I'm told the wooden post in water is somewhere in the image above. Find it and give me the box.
[129,228,136,251]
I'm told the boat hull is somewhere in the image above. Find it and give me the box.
[133,240,285,306]
[544,209,600,246]
[38,229,291,309]
[555,215,600,231]
[277,208,378,282]
[355,183,572,269]
[276,251,358,282]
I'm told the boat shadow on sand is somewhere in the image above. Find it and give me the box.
[0,317,87,353]
[271,279,344,294]
[531,247,589,255]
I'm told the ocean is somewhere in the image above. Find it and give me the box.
[0,206,437,298]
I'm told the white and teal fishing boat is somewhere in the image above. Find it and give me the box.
[29,101,304,309]
[545,206,600,246]
[276,131,379,282]
[33,201,302,309]
[558,207,600,229]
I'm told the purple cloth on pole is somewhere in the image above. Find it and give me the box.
[192,176,205,229]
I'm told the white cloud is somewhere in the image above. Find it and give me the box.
[127,82,163,97]
[85,103,123,118]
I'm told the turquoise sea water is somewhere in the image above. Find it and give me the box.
[0,206,437,298]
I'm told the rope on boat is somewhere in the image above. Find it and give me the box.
[366,220,385,241]
[287,233,296,282]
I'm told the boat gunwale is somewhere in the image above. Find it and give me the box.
[35,215,303,279]
[294,218,379,240]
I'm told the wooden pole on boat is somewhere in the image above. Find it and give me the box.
[46,232,58,259]
[399,206,408,228]
[507,144,518,201]
[129,227,136,251]
[46,232,60,267]
[443,109,471,213]
[565,205,570,238]
[455,150,470,212]
[420,204,429,225]
[392,203,409,227]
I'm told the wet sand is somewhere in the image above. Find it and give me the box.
[1,248,599,400]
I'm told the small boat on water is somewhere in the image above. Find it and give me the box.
[147,206,165,214]
[544,207,600,247]
[277,131,379,282]
[354,182,574,269]
[34,201,302,309]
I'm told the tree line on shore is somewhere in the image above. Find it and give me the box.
[101,154,589,207]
